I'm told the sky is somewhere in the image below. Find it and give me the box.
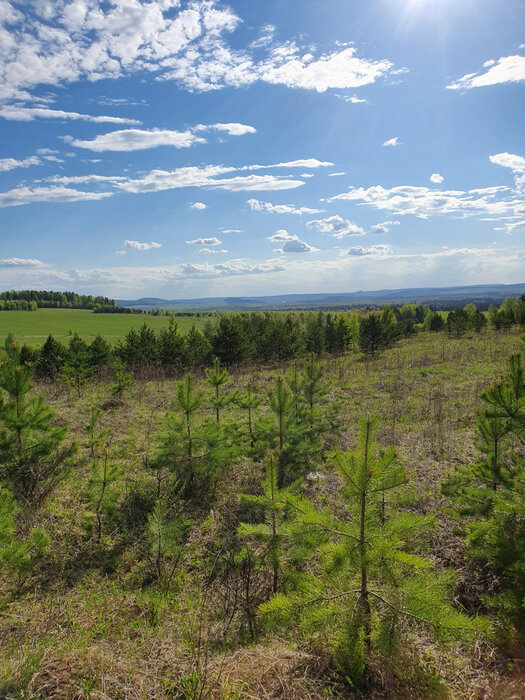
[0,0,524,300]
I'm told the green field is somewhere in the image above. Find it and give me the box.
[0,309,207,346]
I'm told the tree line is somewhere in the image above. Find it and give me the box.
[0,289,116,311]
[4,297,524,384]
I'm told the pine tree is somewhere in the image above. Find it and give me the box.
[0,359,76,504]
[301,353,324,425]
[85,406,109,458]
[109,359,134,405]
[86,446,122,543]
[159,317,187,373]
[444,352,525,625]
[268,376,292,486]
[185,324,212,369]
[89,334,113,371]
[152,373,230,499]
[147,493,190,590]
[206,357,231,423]
[35,334,65,380]
[359,314,385,357]
[0,488,49,597]
[239,454,299,596]
[177,373,203,467]
[60,332,94,396]
[263,417,488,686]
[442,415,511,515]
[235,383,262,449]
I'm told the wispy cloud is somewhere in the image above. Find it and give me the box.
[335,94,367,104]
[370,220,400,234]
[66,128,205,152]
[124,240,162,251]
[0,257,45,267]
[329,183,518,218]
[0,185,113,208]
[382,137,399,147]
[116,166,305,194]
[245,158,333,170]
[247,198,323,215]
[447,55,525,89]
[0,105,141,124]
[344,244,392,256]
[0,155,40,171]
[187,237,222,246]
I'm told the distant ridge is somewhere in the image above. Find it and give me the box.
[117,282,525,312]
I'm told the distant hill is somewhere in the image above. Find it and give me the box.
[117,283,525,312]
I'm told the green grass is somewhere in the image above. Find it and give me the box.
[0,309,208,346]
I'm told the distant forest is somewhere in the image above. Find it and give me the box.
[0,290,116,311]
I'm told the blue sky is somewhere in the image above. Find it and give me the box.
[0,0,523,299]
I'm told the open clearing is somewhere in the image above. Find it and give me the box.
[0,309,208,346]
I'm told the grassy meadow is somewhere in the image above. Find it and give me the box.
[1,327,524,698]
[0,308,208,346]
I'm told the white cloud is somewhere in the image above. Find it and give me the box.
[329,183,520,218]
[0,185,113,208]
[489,152,525,173]
[259,46,396,93]
[382,137,399,147]
[494,220,525,234]
[344,245,392,256]
[247,198,323,215]
[98,97,148,107]
[246,158,333,170]
[221,229,244,233]
[187,237,222,246]
[267,229,295,242]
[279,239,319,253]
[306,214,365,238]
[124,240,162,251]
[267,229,318,253]
[209,122,256,136]
[0,1,399,106]
[0,155,40,171]
[117,166,305,193]
[447,55,525,89]
[370,220,400,234]
[65,122,256,152]
[0,257,45,267]
[0,105,140,124]
[430,173,444,184]
[335,94,367,104]
[199,247,228,254]
[328,172,346,177]
[207,174,305,191]
[50,174,128,185]
[67,127,206,152]
[191,201,207,210]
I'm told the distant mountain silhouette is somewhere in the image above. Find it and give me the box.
[117,283,525,312]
